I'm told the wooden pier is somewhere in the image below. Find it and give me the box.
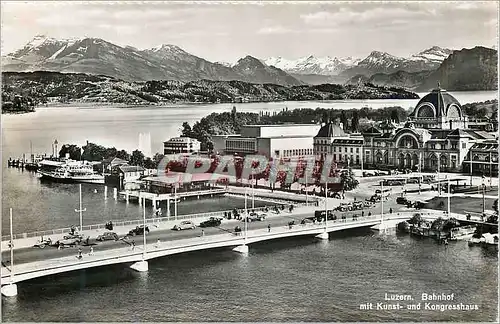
[118,188,228,214]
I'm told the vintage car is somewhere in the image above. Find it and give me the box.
[127,225,150,236]
[172,221,196,231]
[96,232,119,241]
[199,217,222,228]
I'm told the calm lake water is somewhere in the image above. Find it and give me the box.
[1,92,498,322]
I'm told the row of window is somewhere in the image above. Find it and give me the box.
[331,154,360,163]
[315,146,360,153]
[164,148,197,154]
[283,149,313,157]
[226,140,256,152]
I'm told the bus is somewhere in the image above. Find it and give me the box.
[380,178,405,186]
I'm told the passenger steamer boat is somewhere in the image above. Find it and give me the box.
[38,160,104,184]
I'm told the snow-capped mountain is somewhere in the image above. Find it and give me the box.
[341,47,454,78]
[409,46,454,64]
[233,56,302,85]
[264,55,360,75]
[2,35,300,85]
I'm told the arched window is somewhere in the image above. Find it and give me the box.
[447,105,461,118]
[417,105,435,118]
[398,135,419,149]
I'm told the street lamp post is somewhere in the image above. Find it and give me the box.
[244,185,248,244]
[469,151,473,186]
[360,144,364,173]
[251,178,255,209]
[447,176,451,217]
[9,208,14,284]
[305,165,308,205]
[74,184,86,232]
[489,152,492,187]
[142,197,147,260]
[1,208,18,297]
[381,181,384,229]
[482,176,486,216]
[174,184,177,220]
[325,180,328,229]
[418,152,422,195]
[437,155,440,197]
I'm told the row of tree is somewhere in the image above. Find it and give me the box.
[164,155,359,192]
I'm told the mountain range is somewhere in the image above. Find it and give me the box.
[264,46,453,79]
[2,35,497,91]
[2,35,303,86]
[346,46,498,92]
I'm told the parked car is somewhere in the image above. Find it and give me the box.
[301,218,315,224]
[172,221,196,231]
[56,237,81,247]
[396,196,409,205]
[96,231,119,241]
[407,177,419,184]
[33,238,53,249]
[243,212,266,222]
[199,217,222,228]
[128,225,150,236]
[335,203,352,212]
[364,199,375,207]
[352,201,364,210]
[63,233,83,240]
[314,210,335,221]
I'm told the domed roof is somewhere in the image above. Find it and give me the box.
[410,88,462,119]
[316,122,346,137]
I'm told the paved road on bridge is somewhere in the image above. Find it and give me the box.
[1,210,343,266]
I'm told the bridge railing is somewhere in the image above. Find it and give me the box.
[1,201,318,242]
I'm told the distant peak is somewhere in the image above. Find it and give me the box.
[152,44,185,52]
[369,50,390,56]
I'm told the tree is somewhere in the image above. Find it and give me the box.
[152,153,165,168]
[143,157,155,169]
[59,144,81,160]
[351,110,359,132]
[81,142,107,161]
[390,109,400,123]
[341,110,349,132]
[431,217,445,231]
[408,213,423,226]
[231,106,237,130]
[116,150,130,161]
[340,169,359,191]
[181,122,193,138]
[129,150,145,166]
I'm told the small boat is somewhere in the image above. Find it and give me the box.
[450,225,476,241]
[467,237,482,247]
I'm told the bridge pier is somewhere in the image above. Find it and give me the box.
[130,260,148,272]
[232,245,249,254]
[315,231,329,240]
[1,284,17,297]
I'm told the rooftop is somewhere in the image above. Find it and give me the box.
[244,124,319,128]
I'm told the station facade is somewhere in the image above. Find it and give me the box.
[314,87,498,174]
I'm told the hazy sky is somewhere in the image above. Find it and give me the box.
[1,1,498,62]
